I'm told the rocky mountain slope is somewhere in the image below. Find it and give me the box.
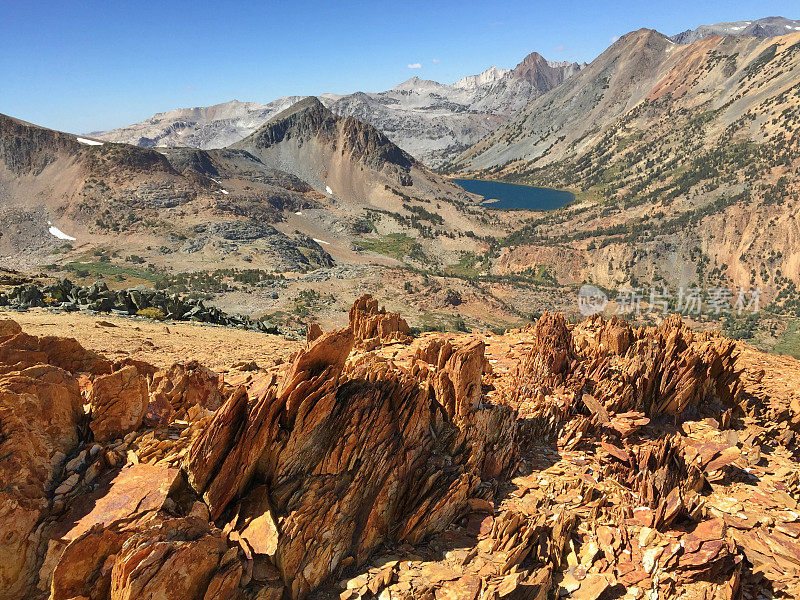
[0,108,507,306]
[92,53,583,167]
[671,16,800,44]
[1,300,799,599]
[453,30,800,304]
[0,112,335,273]
[229,97,473,208]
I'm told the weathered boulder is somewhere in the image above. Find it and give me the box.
[599,315,633,355]
[0,330,112,376]
[0,319,22,340]
[89,365,149,443]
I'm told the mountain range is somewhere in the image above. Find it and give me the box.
[89,17,800,171]
[91,53,584,167]
[670,16,800,44]
[3,16,800,331]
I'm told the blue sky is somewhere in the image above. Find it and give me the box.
[1,0,797,133]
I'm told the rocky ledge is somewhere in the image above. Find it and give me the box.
[0,298,798,600]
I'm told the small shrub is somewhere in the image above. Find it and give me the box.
[136,307,167,320]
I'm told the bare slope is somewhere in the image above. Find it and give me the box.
[229,97,475,209]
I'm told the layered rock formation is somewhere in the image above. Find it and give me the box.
[0,303,799,599]
[185,324,515,598]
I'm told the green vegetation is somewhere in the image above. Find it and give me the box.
[136,307,167,320]
[402,203,444,225]
[65,260,160,283]
[357,233,428,263]
[773,320,800,359]
[446,252,490,279]
[413,311,468,333]
[722,313,759,340]
[155,269,282,293]
[293,289,334,318]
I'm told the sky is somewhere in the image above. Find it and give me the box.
[1,0,798,133]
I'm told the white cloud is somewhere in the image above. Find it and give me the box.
[432,58,440,63]
[554,44,566,52]
[407,62,422,69]
[610,35,620,43]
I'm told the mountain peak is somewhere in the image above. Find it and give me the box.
[452,65,511,89]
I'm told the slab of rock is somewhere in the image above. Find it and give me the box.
[149,360,223,421]
[89,365,149,443]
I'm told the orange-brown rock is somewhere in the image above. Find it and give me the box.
[414,338,486,423]
[89,365,149,443]
[0,364,83,599]
[46,464,186,600]
[148,360,223,421]
[306,322,323,343]
[0,318,22,341]
[110,518,230,600]
[349,294,411,346]
[186,326,516,599]
[0,329,112,376]
[511,314,741,435]
[5,307,800,600]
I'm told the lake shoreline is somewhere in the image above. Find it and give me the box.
[452,178,574,211]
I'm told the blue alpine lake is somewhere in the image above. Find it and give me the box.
[453,178,574,211]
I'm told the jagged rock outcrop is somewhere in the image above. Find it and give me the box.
[349,294,411,347]
[3,304,800,599]
[413,337,487,423]
[110,518,230,600]
[509,313,741,442]
[186,324,516,598]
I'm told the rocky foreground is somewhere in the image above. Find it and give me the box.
[1,297,799,600]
